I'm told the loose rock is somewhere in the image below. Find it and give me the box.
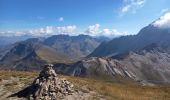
[29,64,75,100]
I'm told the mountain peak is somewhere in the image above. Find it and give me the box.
[89,15,170,57]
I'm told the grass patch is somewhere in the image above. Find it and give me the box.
[63,76,170,100]
[5,82,18,90]
[0,70,38,80]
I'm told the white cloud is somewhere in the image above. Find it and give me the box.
[122,5,131,13]
[0,25,77,37]
[85,24,100,36]
[0,25,130,37]
[100,29,129,37]
[121,0,146,15]
[29,26,54,36]
[56,25,77,34]
[0,31,26,37]
[0,26,55,37]
[153,12,170,28]
[58,17,64,22]
[85,24,129,37]
[0,30,45,37]
[29,25,77,36]
[46,26,54,34]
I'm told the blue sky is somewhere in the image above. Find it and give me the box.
[0,0,170,37]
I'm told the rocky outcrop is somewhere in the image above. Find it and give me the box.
[10,64,75,100]
[54,57,136,80]
[30,64,74,100]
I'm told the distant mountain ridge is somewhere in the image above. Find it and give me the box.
[89,24,170,57]
[0,35,35,47]
[0,34,104,70]
[43,34,101,59]
[52,21,170,85]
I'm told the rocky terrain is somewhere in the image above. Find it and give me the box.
[0,69,170,100]
[0,65,105,100]
[54,44,170,85]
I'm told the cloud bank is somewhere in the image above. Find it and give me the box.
[0,24,129,37]
[153,12,170,28]
[85,24,100,36]
[84,24,129,37]
[57,25,77,34]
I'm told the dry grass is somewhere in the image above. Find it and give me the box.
[0,70,170,100]
[0,70,38,91]
[0,70,38,80]
[63,76,170,100]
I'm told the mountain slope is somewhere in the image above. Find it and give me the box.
[54,44,170,85]
[117,44,170,84]
[89,25,170,57]
[0,35,102,70]
[0,38,69,70]
[44,34,100,59]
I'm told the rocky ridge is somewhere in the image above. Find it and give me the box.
[54,49,170,85]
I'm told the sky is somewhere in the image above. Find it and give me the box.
[0,0,170,37]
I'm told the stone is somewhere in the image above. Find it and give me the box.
[28,64,75,100]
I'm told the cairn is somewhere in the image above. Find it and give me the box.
[29,64,74,100]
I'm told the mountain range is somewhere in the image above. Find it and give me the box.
[1,18,170,85]
[0,35,34,47]
[0,35,105,70]
[89,24,170,57]
[53,23,170,85]
[55,43,170,85]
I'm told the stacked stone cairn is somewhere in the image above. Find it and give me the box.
[29,64,74,100]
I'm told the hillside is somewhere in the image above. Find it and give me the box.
[89,25,170,57]
[0,38,69,70]
[53,44,170,85]
[44,34,100,59]
[0,70,170,100]
[0,35,102,70]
